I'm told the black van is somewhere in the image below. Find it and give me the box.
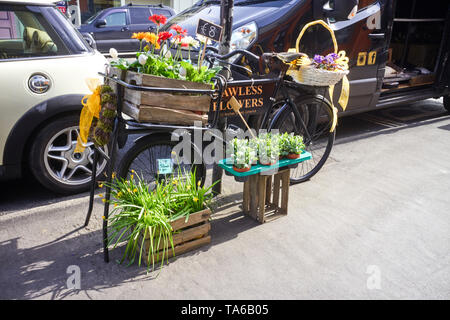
[78,3,175,53]
[163,0,450,115]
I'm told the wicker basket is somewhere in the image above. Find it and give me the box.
[287,20,349,87]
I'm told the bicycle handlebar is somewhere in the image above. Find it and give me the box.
[206,49,260,63]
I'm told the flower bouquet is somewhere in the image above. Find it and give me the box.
[107,14,221,125]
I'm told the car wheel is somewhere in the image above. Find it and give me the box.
[29,115,108,194]
[444,95,450,113]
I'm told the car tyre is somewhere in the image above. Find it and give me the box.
[29,114,108,194]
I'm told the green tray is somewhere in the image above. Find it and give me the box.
[218,151,312,177]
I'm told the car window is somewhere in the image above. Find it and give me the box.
[130,8,151,24]
[151,9,172,17]
[104,11,127,26]
[0,6,69,60]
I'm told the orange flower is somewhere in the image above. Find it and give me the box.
[144,32,158,45]
[132,32,146,40]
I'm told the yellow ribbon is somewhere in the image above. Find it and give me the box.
[74,78,102,153]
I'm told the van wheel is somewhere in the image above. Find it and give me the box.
[29,115,108,195]
[444,95,450,113]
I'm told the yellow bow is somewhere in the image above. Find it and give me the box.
[328,51,350,132]
[74,78,102,153]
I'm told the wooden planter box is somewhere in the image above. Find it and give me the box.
[110,68,212,125]
[143,208,211,264]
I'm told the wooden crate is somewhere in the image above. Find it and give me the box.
[243,169,290,223]
[118,69,212,125]
[143,208,211,263]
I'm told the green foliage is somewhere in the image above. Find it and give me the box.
[280,132,305,155]
[105,169,218,273]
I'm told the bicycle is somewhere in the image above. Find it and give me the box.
[84,48,336,263]
[116,48,335,186]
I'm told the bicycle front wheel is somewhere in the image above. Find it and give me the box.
[270,95,335,184]
[118,133,206,190]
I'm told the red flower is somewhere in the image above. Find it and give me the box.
[158,31,172,43]
[149,14,167,26]
[170,24,187,35]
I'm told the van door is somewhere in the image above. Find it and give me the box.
[436,6,450,90]
[93,9,131,53]
[325,0,393,113]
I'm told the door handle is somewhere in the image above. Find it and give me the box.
[369,33,385,40]
[121,27,129,32]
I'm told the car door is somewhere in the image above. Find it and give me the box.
[128,7,154,52]
[324,0,393,113]
[93,9,131,53]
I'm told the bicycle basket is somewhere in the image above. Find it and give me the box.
[287,20,349,87]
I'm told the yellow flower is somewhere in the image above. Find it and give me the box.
[102,215,106,220]
[130,174,134,180]
[102,198,106,203]
[114,203,118,208]
[133,188,138,193]
[144,32,160,49]
[117,191,122,198]
[98,182,103,188]
[197,181,201,187]
[132,32,146,40]
[112,172,116,179]
[98,193,103,198]
[173,179,178,185]
[193,197,198,202]
[131,169,135,173]
[187,185,191,190]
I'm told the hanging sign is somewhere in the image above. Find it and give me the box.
[196,19,223,42]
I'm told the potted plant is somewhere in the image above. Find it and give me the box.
[253,133,280,166]
[104,169,217,273]
[108,14,221,124]
[228,138,257,173]
[282,133,305,159]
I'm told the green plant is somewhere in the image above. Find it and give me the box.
[105,168,217,273]
[252,133,280,164]
[228,138,257,169]
[280,133,305,155]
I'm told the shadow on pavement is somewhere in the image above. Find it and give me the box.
[0,192,260,299]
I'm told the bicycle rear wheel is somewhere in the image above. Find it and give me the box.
[270,94,335,184]
[118,133,206,190]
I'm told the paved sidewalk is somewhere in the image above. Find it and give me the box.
[1,100,449,299]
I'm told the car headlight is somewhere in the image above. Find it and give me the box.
[230,21,257,56]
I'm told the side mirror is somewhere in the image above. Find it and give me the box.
[95,19,107,28]
[323,0,358,21]
[82,33,97,50]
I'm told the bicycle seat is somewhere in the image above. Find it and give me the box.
[262,52,306,64]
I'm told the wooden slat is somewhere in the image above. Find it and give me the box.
[124,89,211,112]
[249,175,259,220]
[243,180,250,214]
[280,169,289,214]
[149,222,210,251]
[145,235,211,264]
[265,176,272,205]
[123,101,208,125]
[258,175,267,223]
[273,174,281,207]
[170,208,211,231]
[125,70,212,90]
